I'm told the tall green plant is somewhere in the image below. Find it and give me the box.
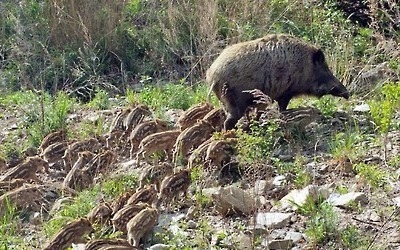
[369,82,400,134]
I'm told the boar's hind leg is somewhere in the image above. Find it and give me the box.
[223,89,248,130]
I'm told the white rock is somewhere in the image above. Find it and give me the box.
[202,187,222,197]
[285,231,305,243]
[353,104,370,112]
[273,175,286,186]
[255,212,293,230]
[275,185,329,211]
[71,243,85,250]
[148,244,173,250]
[393,196,400,208]
[327,192,368,208]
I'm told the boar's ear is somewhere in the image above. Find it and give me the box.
[312,49,325,65]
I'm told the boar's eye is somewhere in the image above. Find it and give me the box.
[312,49,325,65]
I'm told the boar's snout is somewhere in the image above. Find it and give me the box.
[316,75,350,100]
[329,80,350,99]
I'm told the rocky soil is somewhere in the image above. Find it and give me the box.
[0,96,400,250]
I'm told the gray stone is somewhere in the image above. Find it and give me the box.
[233,233,253,250]
[327,192,368,208]
[187,220,197,229]
[249,180,271,196]
[202,187,222,197]
[357,209,381,223]
[211,185,256,216]
[284,231,305,243]
[267,239,293,249]
[255,212,293,230]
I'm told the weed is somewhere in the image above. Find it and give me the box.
[125,88,138,105]
[26,91,76,147]
[235,120,281,165]
[75,118,107,140]
[336,185,349,195]
[328,129,365,162]
[369,82,400,134]
[312,96,340,118]
[297,197,340,247]
[44,174,137,238]
[353,163,388,190]
[341,225,369,249]
[127,82,213,116]
[87,89,110,110]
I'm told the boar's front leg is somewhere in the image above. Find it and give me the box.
[276,95,292,111]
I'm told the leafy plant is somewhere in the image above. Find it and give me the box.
[353,163,388,190]
[297,197,340,247]
[87,89,111,110]
[369,82,400,134]
[235,120,281,165]
[0,198,25,248]
[328,129,365,162]
[340,225,369,249]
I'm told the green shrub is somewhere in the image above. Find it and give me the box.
[235,120,281,165]
[87,89,110,110]
[353,163,388,190]
[369,82,400,134]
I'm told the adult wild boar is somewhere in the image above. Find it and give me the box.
[206,34,349,130]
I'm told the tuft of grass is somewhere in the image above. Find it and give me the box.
[87,89,111,110]
[297,197,340,247]
[235,120,281,165]
[353,163,388,190]
[44,174,137,238]
[369,82,400,134]
[340,225,369,249]
[142,82,207,109]
[274,156,312,188]
[328,129,365,162]
[126,82,217,115]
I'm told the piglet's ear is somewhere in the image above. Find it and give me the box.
[312,49,325,65]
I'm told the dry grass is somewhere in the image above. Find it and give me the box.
[46,0,126,50]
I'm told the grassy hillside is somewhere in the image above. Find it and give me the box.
[0,0,400,249]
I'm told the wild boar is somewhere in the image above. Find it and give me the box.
[206,33,349,130]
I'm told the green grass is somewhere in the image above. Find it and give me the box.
[235,120,281,165]
[87,89,111,110]
[126,82,217,112]
[328,129,365,162]
[368,82,400,134]
[0,198,27,249]
[44,174,138,239]
[293,194,368,249]
[353,163,388,190]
